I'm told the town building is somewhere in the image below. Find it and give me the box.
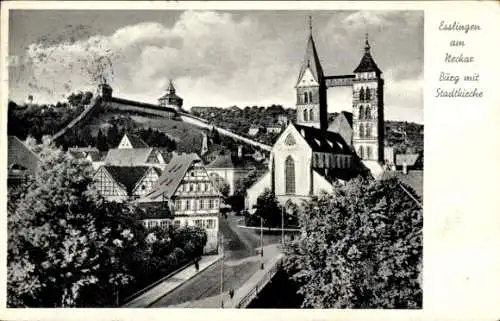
[117,133,148,149]
[104,147,168,168]
[248,126,262,137]
[205,146,266,196]
[7,136,41,186]
[138,153,221,254]
[246,19,384,211]
[93,165,162,202]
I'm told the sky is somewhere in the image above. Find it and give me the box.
[9,10,423,123]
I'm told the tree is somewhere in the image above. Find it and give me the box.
[246,188,281,228]
[7,146,148,307]
[283,176,422,309]
[211,174,230,199]
[96,129,108,151]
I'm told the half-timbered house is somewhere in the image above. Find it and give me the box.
[93,165,162,202]
[138,153,221,254]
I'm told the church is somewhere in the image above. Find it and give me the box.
[246,20,386,211]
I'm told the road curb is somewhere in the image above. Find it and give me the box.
[145,255,223,308]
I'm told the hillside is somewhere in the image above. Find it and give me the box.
[83,110,207,153]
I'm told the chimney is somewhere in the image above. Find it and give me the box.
[238,145,243,158]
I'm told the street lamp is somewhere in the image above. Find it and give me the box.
[281,206,284,247]
[220,234,224,308]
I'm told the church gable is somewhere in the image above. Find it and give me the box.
[273,124,312,154]
[297,68,319,87]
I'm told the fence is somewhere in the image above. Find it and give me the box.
[235,257,283,308]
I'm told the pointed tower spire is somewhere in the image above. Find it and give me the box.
[296,16,324,86]
[364,32,371,53]
[353,33,381,75]
[167,79,176,94]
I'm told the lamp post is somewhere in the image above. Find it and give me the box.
[281,206,284,247]
[220,234,224,308]
[260,216,264,269]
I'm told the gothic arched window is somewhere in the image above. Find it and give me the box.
[359,105,364,120]
[365,106,371,119]
[366,123,372,137]
[303,92,308,104]
[285,156,295,194]
[366,146,372,159]
[359,87,365,102]
[308,91,313,103]
[365,87,371,101]
[359,123,364,138]
[359,146,364,158]
[303,109,308,121]
[309,109,313,121]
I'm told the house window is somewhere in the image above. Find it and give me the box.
[193,183,197,192]
[206,219,216,229]
[285,155,295,194]
[359,146,365,158]
[175,200,182,211]
[209,199,215,209]
[359,105,364,120]
[174,220,180,228]
[303,109,308,121]
[365,87,371,101]
[366,146,372,159]
[204,199,210,209]
[194,219,203,228]
[359,87,365,102]
[359,123,364,138]
[185,199,191,211]
[365,106,371,119]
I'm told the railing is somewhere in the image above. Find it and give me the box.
[235,257,283,308]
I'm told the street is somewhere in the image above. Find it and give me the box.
[148,213,281,307]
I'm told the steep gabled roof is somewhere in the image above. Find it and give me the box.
[105,148,155,165]
[121,133,148,148]
[8,136,41,174]
[395,154,421,166]
[293,124,351,154]
[206,154,261,169]
[296,33,325,86]
[103,166,151,194]
[144,153,201,200]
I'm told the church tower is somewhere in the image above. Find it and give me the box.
[352,34,384,162]
[295,17,328,130]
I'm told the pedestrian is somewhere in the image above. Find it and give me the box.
[195,259,199,272]
[229,289,234,299]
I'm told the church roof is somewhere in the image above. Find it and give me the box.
[296,33,324,86]
[353,35,381,74]
[293,124,351,154]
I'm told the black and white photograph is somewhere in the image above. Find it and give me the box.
[6,8,424,309]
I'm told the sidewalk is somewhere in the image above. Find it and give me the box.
[122,253,222,308]
[164,244,282,308]
[227,251,284,308]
